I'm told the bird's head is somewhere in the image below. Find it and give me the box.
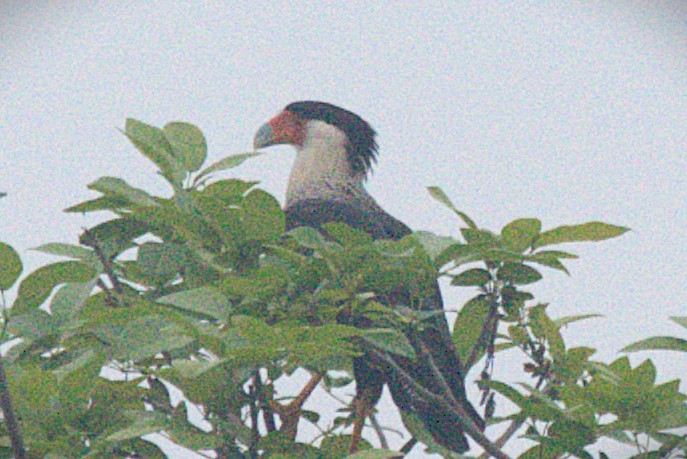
[254,101,378,178]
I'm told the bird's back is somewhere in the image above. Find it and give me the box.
[285,198,484,453]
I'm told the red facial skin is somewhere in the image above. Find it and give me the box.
[268,110,306,147]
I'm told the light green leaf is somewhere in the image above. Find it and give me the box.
[427,186,477,228]
[138,242,186,283]
[362,328,416,359]
[411,231,457,263]
[88,176,158,207]
[158,287,231,322]
[195,152,263,183]
[124,118,185,187]
[669,316,687,330]
[344,449,403,459]
[51,280,95,328]
[163,122,207,173]
[621,337,687,353]
[553,314,603,329]
[289,227,327,249]
[32,243,95,261]
[530,305,565,361]
[533,222,629,248]
[500,218,541,253]
[0,242,22,290]
[242,189,285,242]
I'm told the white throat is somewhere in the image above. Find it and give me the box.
[286,121,370,207]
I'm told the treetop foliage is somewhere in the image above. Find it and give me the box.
[0,119,682,459]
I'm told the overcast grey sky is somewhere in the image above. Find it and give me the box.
[2,2,687,457]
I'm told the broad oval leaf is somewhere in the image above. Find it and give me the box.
[158,286,231,322]
[13,261,96,315]
[124,118,185,187]
[242,189,285,242]
[453,295,491,368]
[362,328,416,359]
[0,242,22,290]
[163,122,207,173]
[498,262,542,285]
[500,218,541,253]
[533,222,629,249]
[530,305,565,360]
[288,227,327,249]
[451,268,491,286]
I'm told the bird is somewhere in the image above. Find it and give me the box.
[253,101,484,454]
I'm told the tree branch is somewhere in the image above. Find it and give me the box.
[0,357,25,459]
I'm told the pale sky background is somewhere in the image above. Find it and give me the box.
[2,2,687,458]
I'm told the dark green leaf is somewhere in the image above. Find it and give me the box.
[0,242,22,290]
[500,218,541,252]
[461,227,499,246]
[64,195,132,213]
[163,122,207,173]
[323,222,373,247]
[498,262,542,285]
[451,268,491,286]
[533,222,630,248]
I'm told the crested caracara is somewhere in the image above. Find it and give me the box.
[254,101,484,453]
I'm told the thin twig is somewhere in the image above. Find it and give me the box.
[369,413,389,449]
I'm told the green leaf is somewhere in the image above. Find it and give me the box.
[242,189,285,242]
[323,222,373,247]
[362,328,416,359]
[498,262,542,285]
[157,287,231,322]
[12,261,96,316]
[163,122,207,173]
[124,118,185,187]
[194,152,263,183]
[95,314,194,361]
[453,295,491,367]
[289,227,327,249]
[64,195,131,213]
[51,280,95,328]
[530,305,565,361]
[533,222,630,248]
[451,268,490,286]
[622,337,687,353]
[411,231,457,264]
[0,242,22,290]
[343,449,402,459]
[427,186,477,228]
[669,316,687,330]
[500,218,541,252]
[88,177,158,207]
[137,242,186,283]
[32,243,95,261]
[553,313,603,329]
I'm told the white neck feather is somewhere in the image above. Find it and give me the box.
[286,120,372,207]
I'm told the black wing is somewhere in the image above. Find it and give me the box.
[285,199,483,453]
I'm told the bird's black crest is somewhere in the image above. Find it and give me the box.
[285,101,378,176]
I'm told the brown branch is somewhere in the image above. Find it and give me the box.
[270,372,324,440]
[0,357,25,459]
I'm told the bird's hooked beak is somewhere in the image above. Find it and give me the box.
[253,109,306,150]
[253,122,274,149]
